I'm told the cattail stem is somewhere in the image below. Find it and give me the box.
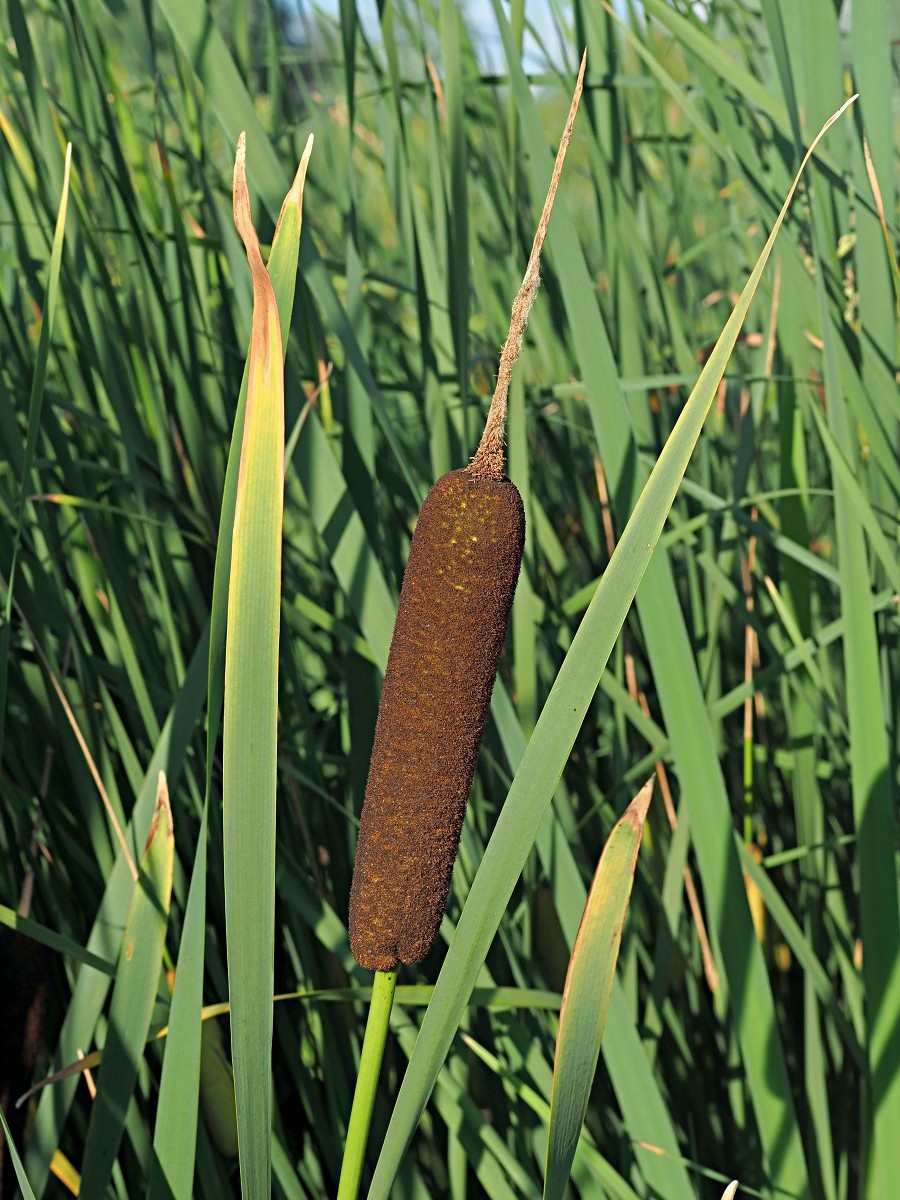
[337,968,398,1200]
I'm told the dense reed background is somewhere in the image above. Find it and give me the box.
[0,0,897,1197]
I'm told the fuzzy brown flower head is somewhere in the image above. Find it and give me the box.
[349,467,524,971]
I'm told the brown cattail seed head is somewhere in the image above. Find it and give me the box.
[349,467,525,971]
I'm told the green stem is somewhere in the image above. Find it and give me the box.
[337,968,398,1200]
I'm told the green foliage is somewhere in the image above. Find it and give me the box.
[0,1,896,1198]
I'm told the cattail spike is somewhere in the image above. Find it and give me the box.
[349,56,587,972]
[349,470,524,970]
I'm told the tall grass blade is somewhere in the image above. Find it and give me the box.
[147,814,208,1200]
[543,780,652,1200]
[149,126,314,1200]
[80,774,174,1196]
[223,134,307,1199]
[0,1107,37,1200]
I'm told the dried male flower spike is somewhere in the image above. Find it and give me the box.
[348,52,586,972]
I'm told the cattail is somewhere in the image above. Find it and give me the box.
[349,459,525,970]
[348,53,586,973]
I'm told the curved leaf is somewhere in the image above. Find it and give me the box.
[543,780,652,1200]
[80,774,174,1196]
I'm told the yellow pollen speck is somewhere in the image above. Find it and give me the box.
[471,535,478,542]
[453,583,465,591]
[449,537,457,544]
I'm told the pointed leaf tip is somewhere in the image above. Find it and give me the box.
[542,773,651,1200]
[233,132,247,211]
[232,134,257,264]
[287,134,315,206]
[626,777,654,829]
[142,770,173,856]
[156,770,173,839]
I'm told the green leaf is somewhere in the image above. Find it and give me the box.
[149,127,312,1200]
[543,780,652,1200]
[147,814,207,1200]
[222,133,312,1200]
[0,1107,38,1200]
[80,774,175,1196]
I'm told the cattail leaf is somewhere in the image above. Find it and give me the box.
[209,135,314,792]
[79,774,174,1197]
[0,1107,38,1200]
[147,819,208,1200]
[543,781,652,1200]
[224,133,286,1200]
[149,133,312,1200]
[223,133,312,1200]
[369,96,856,1200]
